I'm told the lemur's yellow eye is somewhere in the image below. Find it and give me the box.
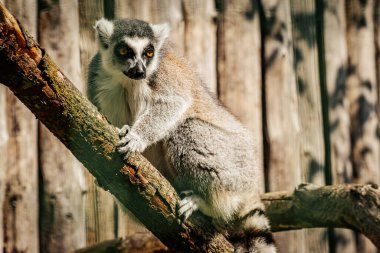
[119,47,127,55]
[146,50,154,58]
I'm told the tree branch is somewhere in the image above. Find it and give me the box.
[0,3,233,252]
[263,183,380,248]
[0,3,379,251]
[74,233,168,253]
[75,183,380,252]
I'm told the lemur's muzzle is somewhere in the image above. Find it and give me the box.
[123,61,146,80]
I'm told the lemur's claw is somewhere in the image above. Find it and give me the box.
[116,124,146,154]
[177,191,199,222]
[117,125,130,138]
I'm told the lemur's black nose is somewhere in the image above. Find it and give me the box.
[123,66,146,80]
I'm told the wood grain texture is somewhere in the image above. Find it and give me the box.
[79,0,104,93]
[38,0,86,252]
[290,0,328,252]
[0,4,234,251]
[182,0,217,93]
[2,1,39,253]
[322,1,357,252]
[345,0,380,252]
[216,0,264,189]
[345,0,379,185]
[0,86,8,251]
[323,0,351,188]
[261,0,304,252]
[376,0,380,125]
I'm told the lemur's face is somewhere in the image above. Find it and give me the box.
[95,19,170,80]
[112,37,154,80]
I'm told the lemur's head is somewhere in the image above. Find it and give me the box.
[94,18,170,80]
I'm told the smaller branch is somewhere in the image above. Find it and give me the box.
[261,183,380,248]
[76,183,380,252]
[74,233,168,253]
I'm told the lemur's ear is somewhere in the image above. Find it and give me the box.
[94,18,114,49]
[151,23,170,50]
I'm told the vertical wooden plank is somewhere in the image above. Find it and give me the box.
[80,0,104,93]
[216,0,264,188]
[3,1,39,253]
[290,0,326,196]
[346,0,379,186]
[182,0,218,93]
[261,0,304,252]
[79,0,118,245]
[147,0,185,54]
[0,4,6,244]
[322,1,357,252]
[376,0,380,122]
[323,0,351,189]
[290,0,328,252]
[38,1,86,252]
[262,0,301,199]
[374,0,380,221]
[0,86,8,251]
[93,189,117,242]
[114,0,152,21]
[345,0,379,252]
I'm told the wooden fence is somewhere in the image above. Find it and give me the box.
[0,0,379,252]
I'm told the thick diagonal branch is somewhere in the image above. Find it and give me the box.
[0,3,233,252]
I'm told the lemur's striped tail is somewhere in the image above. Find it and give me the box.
[229,208,276,253]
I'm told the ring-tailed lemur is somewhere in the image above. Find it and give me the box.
[87,18,276,253]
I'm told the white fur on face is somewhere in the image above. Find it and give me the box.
[122,37,161,79]
[123,37,150,59]
[100,37,153,80]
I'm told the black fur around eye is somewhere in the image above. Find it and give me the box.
[115,44,134,58]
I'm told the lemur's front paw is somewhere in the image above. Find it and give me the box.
[116,125,147,155]
[177,190,200,222]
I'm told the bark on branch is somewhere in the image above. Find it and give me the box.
[0,3,379,251]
